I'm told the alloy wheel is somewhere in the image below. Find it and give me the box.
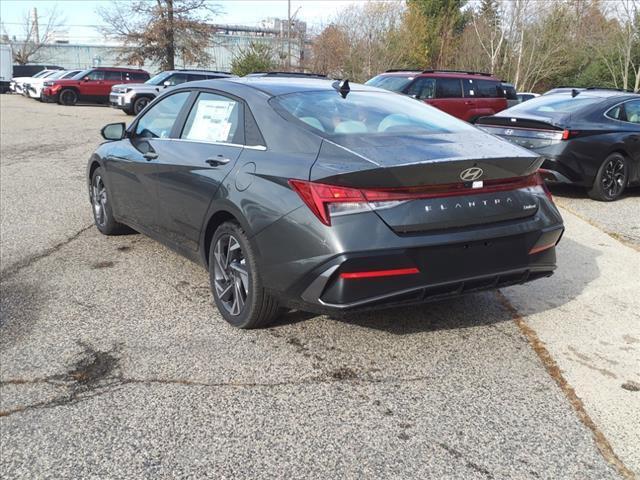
[213,234,249,316]
[601,157,626,199]
[91,174,108,227]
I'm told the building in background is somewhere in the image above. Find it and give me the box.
[6,19,305,73]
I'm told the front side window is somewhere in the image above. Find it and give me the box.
[181,92,243,144]
[436,78,462,98]
[135,91,190,139]
[86,70,105,81]
[164,73,189,86]
[623,100,640,124]
[406,78,435,100]
[272,90,476,136]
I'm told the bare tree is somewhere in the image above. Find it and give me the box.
[3,7,63,65]
[590,0,639,91]
[98,0,220,70]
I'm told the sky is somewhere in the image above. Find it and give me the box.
[0,0,359,43]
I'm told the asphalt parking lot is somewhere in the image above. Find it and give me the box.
[1,94,638,479]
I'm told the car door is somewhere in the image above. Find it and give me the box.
[103,90,192,231]
[431,78,466,119]
[102,71,123,97]
[154,90,245,251]
[80,69,106,99]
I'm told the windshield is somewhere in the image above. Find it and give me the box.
[505,94,601,117]
[46,70,68,80]
[365,75,414,93]
[145,71,172,85]
[272,90,475,136]
[62,70,81,79]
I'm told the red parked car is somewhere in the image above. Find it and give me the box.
[366,70,508,122]
[42,67,150,106]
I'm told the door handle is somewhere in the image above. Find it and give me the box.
[206,156,231,167]
[143,151,158,160]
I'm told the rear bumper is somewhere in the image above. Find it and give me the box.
[292,227,562,311]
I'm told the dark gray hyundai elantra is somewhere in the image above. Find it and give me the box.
[88,76,564,328]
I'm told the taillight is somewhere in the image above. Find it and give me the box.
[288,180,369,226]
[561,129,579,140]
[290,174,553,226]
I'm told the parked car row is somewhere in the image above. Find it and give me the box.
[11,66,639,201]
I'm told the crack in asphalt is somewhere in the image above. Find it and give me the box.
[0,342,449,419]
[0,224,93,280]
[437,442,494,479]
[495,290,637,480]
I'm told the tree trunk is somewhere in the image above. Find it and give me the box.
[166,0,175,70]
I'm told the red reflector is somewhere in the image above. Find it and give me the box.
[340,267,420,279]
[529,243,556,255]
[561,129,570,140]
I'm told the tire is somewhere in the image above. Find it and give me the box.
[588,153,629,201]
[58,88,78,106]
[133,96,151,115]
[90,167,127,235]
[209,221,281,329]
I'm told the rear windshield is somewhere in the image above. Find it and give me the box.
[271,90,475,136]
[365,75,414,93]
[506,94,601,116]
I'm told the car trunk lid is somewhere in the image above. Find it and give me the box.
[307,132,548,233]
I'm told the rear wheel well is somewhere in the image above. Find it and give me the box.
[204,211,237,267]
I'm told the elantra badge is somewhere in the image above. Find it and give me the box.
[460,167,484,182]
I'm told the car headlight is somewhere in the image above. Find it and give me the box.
[44,81,54,86]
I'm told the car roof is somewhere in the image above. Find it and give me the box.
[217,76,384,96]
[549,90,638,99]
[377,70,500,80]
[92,67,148,72]
[167,69,234,76]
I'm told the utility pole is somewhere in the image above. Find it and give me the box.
[287,0,291,70]
[32,8,40,44]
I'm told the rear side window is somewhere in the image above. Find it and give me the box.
[476,80,500,98]
[104,71,122,81]
[435,78,462,98]
[181,92,244,144]
[135,91,190,138]
[502,84,517,100]
[623,100,640,124]
[124,71,149,81]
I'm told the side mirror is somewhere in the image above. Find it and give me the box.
[101,122,126,141]
[163,80,171,88]
[83,76,90,82]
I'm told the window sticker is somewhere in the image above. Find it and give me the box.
[186,99,236,142]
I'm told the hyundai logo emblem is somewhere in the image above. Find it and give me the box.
[505,129,514,135]
[460,167,484,182]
